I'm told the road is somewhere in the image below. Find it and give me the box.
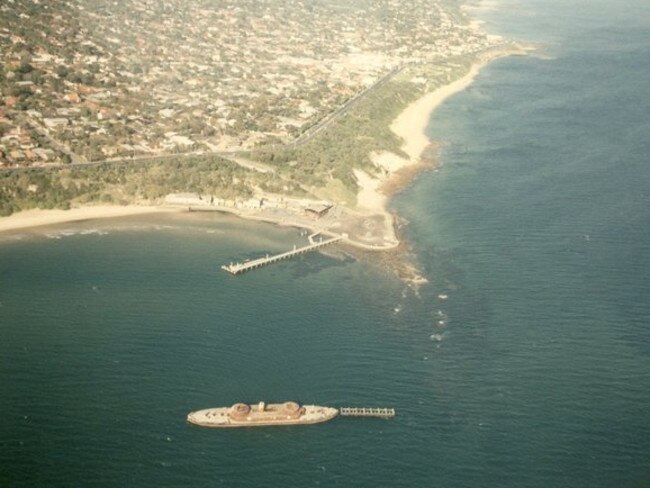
[12,113,86,165]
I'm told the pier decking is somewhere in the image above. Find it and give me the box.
[339,407,396,418]
[221,234,343,275]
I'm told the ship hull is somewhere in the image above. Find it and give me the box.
[187,404,339,428]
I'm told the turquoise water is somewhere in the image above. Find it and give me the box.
[2,2,650,486]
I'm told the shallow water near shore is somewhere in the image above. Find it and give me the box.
[3,1,650,486]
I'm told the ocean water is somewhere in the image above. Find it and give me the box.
[2,1,650,486]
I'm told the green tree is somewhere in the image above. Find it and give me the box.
[56,65,70,79]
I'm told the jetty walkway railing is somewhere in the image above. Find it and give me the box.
[221,234,343,275]
[339,407,396,418]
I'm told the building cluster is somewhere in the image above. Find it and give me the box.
[0,0,499,168]
[165,192,332,216]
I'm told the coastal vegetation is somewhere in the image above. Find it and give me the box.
[0,155,306,216]
[249,56,479,203]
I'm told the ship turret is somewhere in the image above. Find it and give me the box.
[230,403,251,420]
[282,401,303,419]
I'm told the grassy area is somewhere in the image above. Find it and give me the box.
[0,154,303,216]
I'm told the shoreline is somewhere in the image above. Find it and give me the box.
[0,205,178,234]
[354,45,530,254]
[0,46,529,250]
[393,48,521,163]
[358,44,530,219]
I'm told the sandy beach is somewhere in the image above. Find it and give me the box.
[357,46,527,216]
[392,48,520,163]
[0,205,176,234]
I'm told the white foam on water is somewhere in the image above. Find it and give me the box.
[430,332,448,342]
[80,229,109,236]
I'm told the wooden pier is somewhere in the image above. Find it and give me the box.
[221,234,343,275]
[339,407,396,418]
